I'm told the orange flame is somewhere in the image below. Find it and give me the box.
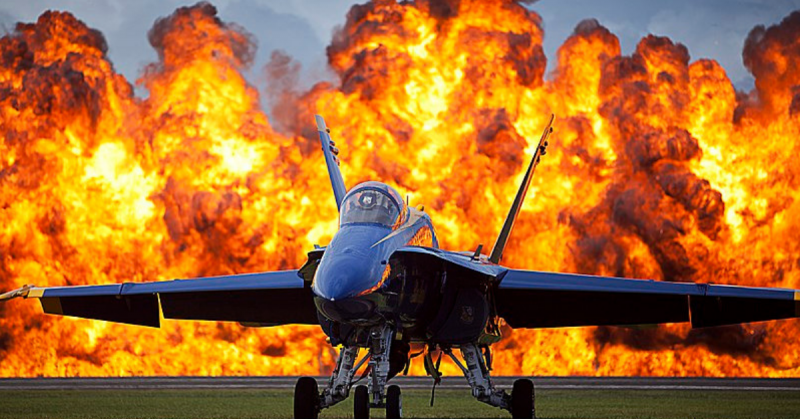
[1,1,800,378]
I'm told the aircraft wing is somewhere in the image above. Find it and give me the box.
[496,269,800,329]
[0,270,318,328]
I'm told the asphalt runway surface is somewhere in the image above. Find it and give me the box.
[1,376,799,391]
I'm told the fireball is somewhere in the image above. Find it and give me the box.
[1,1,799,377]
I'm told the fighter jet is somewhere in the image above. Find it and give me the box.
[3,115,800,419]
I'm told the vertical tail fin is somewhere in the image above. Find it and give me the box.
[315,115,347,211]
[488,114,555,264]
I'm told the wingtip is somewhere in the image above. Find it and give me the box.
[0,284,36,301]
[314,114,327,132]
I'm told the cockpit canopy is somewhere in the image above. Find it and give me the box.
[340,182,406,228]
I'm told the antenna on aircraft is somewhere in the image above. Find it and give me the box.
[488,114,554,264]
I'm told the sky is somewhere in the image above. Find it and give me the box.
[2,0,800,92]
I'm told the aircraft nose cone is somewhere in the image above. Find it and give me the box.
[315,295,377,324]
[313,254,378,301]
[313,254,381,323]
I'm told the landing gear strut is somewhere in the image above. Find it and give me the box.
[367,324,394,409]
[446,343,535,419]
[294,324,399,419]
[321,345,362,408]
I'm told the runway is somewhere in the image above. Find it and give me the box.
[2,376,799,391]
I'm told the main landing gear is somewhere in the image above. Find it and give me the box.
[293,328,532,419]
[443,343,535,419]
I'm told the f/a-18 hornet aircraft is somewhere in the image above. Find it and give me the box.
[3,115,800,419]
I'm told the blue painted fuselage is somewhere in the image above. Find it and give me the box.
[311,181,440,340]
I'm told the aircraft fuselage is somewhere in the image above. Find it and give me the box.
[308,181,481,346]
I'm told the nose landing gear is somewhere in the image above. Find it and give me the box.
[294,340,534,419]
[293,376,320,419]
[352,383,402,419]
[294,324,401,419]
[353,384,369,419]
[386,384,403,419]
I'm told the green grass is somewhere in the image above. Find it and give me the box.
[1,389,799,419]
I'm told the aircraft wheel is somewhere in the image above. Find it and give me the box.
[511,378,534,419]
[294,377,320,419]
[354,384,370,419]
[386,384,402,419]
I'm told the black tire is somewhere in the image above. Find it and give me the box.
[386,384,402,419]
[294,377,319,419]
[354,384,370,419]
[511,379,534,419]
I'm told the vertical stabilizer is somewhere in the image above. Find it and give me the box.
[315,115,347,210]
[489,114,554,264]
